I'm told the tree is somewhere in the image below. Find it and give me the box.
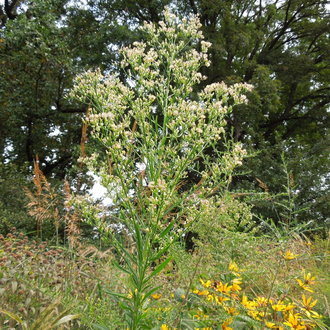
[0,0,147,174]
[0,0,89,231]
[1,0,78,172]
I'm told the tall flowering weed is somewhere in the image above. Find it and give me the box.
[70,8,252,329]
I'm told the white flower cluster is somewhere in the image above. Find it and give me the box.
[70,8,252,231]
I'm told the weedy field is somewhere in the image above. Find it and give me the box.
[1,6,329,330]
[0,229,329,329]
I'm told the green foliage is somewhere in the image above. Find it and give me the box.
[0,1,329,328]
[0,163,34,234]
[0,225,329,328]
[0,0,78,169]
[0,230,120,329]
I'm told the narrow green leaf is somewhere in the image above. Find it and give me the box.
[141,285,161,303]
[0,309,23,324]
[147,257,172,281]
[118,301,132,312]
[159,220,174,239]
[54,314,80,326]
[133,221,144,265]
[151,243,171,262]
[92,324,111,330]
[104,289,130,301]
[112,260,130,274]
[113,257,139,286]
[115,240,136,264]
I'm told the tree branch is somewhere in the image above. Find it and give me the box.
[41,155,72,177]
[291,88,330,108]
[189,0,198,15]
[0,6,7,26]
[55,101,88,114]
[4,0,20,20]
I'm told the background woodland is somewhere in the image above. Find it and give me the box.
[1,0,329,235]
[0,1,329,328]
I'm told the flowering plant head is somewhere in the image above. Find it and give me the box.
[70,9,252,234]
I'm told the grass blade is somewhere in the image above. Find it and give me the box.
[0,309,23,324]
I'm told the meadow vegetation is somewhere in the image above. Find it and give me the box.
[0,228,329,329]
[0,8,329,330]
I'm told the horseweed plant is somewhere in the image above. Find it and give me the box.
[70,8,252,329]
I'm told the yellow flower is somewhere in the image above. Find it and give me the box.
[222,317,233,330]
[224,306,239,316]
[272,300,287,312]
[296,279,313,292]
[160,324,169,330]
[303,309,322,319]
[247,310,262,320]
[151,293,162,300]
[215,295,230,305]
[301,294,317,311]
[283,313,305,329]
[228,261,240,276]
[265,321,281,329]
[214,281,232,295]
[206,294,214,302]
[282,250,299,260]
[192,288,209,296]
[193,310,209,320]
[255,296,271,307]
[309,311,322,319]
[303,272,316,285]
[200,279,212,288]
[267,324,284,330]
[248,309,268,320]
[284,303,296,311]
[241,295,257,310]
[258,311,268,319]
[230,292,240,300]
[297,272,316,292]
[271,300,295,312]
[231,278,242,292]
